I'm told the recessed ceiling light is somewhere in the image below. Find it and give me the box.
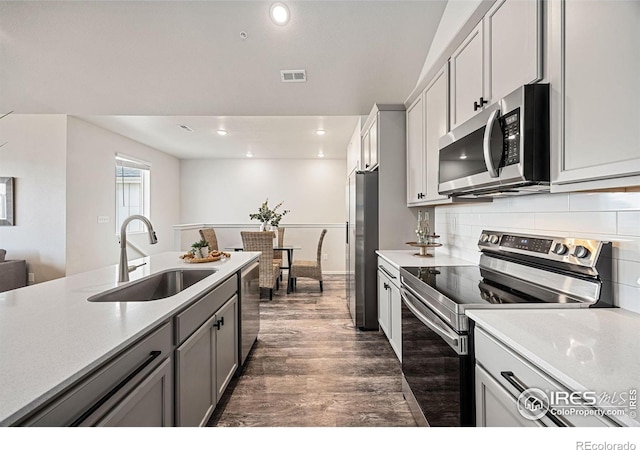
[217,129,228,136]
[178,124,194,132]
[315,129,326,136]
[318,151,325,158]
[270,2,290,26]
[246,151,253,158]
[459,155,468,160]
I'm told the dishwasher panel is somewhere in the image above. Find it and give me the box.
[239,261,260,367]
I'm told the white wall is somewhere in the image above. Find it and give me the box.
[0,114,68,282]
[180,158,347,272]
[66,117,180,275]
[435,192,640,314]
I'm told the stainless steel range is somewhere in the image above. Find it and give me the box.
[399,230,613,427]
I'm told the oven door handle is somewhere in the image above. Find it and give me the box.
[401,287,467,355]
[483,108,501,178]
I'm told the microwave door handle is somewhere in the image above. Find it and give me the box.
[483,109,501,178]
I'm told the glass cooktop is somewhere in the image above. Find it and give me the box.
[402,266,582,306]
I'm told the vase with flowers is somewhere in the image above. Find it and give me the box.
[249,199,290,232]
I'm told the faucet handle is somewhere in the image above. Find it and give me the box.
[127,262,147,273]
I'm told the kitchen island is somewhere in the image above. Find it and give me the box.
[0,251,259,426]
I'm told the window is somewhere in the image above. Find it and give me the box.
[115,154,151,234]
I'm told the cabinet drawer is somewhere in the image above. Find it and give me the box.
[377,257,400,289]
[21,321,172,426]
[475,327,619,427]
[175,274,237,344]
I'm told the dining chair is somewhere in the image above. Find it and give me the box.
[199,228,219,252]
[289,229,327,293]
[273,227,285,281]
[240,231,281,300]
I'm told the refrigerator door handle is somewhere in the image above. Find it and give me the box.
[346,221,349,244]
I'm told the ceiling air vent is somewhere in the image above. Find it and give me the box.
[280,69,306,83]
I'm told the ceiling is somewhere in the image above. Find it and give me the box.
[80,114,360,159]
[0,0,448,158]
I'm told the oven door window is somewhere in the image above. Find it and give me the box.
[401,298,473,426]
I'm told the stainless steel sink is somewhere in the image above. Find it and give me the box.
[88,268,217,302]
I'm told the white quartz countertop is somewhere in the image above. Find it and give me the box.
[0,251,259,426]
[467,308,640,427]
[376,249,476,269]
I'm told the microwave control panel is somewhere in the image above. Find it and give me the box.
[501,109,520,166]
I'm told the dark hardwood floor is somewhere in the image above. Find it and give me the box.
[207,274,417,427]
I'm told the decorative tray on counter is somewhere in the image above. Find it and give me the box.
[179,251,230,264]
[406,236,442,257]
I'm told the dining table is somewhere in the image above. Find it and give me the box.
[225,244,301,293]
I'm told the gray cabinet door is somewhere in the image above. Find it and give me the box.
[551,0,640,190]
[475,365,543,427]
[216,295,239,402]
[377,268,391,338]
[175,315,217,427]
[95,357,173,427]
[389,281,402,362]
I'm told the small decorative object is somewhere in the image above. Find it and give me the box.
[249,198,290,230]
[407,216,442,257]
[190,239,209,258]
[415,210,430,244]
[180,250,231,263]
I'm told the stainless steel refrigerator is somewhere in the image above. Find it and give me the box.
[346,170,379,330]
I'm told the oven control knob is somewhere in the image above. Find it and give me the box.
[552,243,568,255]
[480,233,489,243]
[489,235,499,244]
[573,245,590,259]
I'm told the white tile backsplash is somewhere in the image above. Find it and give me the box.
[615,259,640,289]
[508,193,570,213]
[479,212,536,229]
[570,192,640,212]
[534,212,617,235]
[435,192,640,312]
[618,212,640,236]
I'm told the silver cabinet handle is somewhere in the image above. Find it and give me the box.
[483,109,501,178]
[500,371,569,427]
[400,287,466,355]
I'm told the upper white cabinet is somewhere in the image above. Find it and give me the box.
[346,117,365,175]
[406,95,424,204]
[450,22,484,130]
[423,67,450,204]
[484,0,542,103]
[449,0,542,130]
[407,65,451,206]
[550,0,640,191]
[362,115,379,171]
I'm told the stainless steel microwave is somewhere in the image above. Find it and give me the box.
[438,84,550,197]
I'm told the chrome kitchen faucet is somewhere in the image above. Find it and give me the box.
[118,215,158,282]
